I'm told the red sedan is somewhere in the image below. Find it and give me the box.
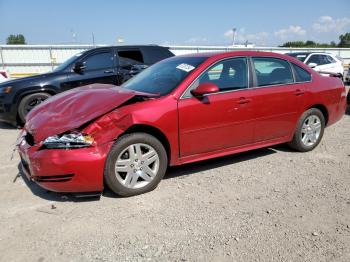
[17,51,347,196]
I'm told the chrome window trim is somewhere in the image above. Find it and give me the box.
[179,56,314,100]
[180,56,249,100]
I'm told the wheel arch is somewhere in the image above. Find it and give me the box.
[15,87,57,124]
[120,124,171,164]
[307,104,329,125]
[15,86,57,105]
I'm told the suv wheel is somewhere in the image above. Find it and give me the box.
[18,92,51,123]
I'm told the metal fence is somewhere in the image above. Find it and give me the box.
[1,44,350,77]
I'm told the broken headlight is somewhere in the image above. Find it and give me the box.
[42,133,94,149]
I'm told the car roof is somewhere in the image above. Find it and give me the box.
[176,50,315,74]
[178,50,296,60]
[286,52,336,56]
[286,52,311,56]
[87,45,169,51]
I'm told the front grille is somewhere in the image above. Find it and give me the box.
[33,174,74,183]
[25,132,35,146]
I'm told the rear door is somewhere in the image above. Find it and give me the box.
[66,49,116,88]
[251,57,305,142]
[178,57,255,157]
[320,55,340,73]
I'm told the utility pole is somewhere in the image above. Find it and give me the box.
[70,29,77,43]
[232,28,237,46]
[92,32,95,46]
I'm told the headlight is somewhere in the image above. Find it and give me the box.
[42,133,94,149]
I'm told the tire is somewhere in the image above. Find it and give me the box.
[18,92,51,123]
[288,108,325,152]
[104,133,168,197]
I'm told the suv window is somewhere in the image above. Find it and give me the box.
[83,52,114,70]
[118,50,144,66]
[142,47,173,64]
[292,63,311,82]
[252,57,293,86]
[197,57,248,92]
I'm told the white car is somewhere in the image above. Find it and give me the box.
[0,70,10,83]
[286,52,344,78]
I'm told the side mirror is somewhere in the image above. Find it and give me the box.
[308,62,317,68]
[73,61,86,72]
[190,82,220,97]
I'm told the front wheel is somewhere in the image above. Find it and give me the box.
[104,133,168,197]
[288,108,325,152]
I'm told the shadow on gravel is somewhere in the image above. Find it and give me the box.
[16,163,101,202]
[345,106,350,115]
[15,144,295,201]
[165,147,277,180]
[0,122,17,130]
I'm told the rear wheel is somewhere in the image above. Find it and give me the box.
[18,92,51,123]
[104,133,168,197]
[288,108,325,152]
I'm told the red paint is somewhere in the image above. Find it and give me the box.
[18,51,347,193]
[25,84,156,144]
[190,82,220,96]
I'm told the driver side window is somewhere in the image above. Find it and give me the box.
[184,57,248,97]
[82,52,114,70]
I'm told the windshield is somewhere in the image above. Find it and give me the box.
[53,52,82,72]
[122,56,207,95]
[287,53,308,62]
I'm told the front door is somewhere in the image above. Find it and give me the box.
[178,57,255,157]
[64,49,117,89]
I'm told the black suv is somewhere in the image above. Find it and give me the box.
[0,45,174,125]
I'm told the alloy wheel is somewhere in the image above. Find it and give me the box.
[301,115,322,147]
[114,143,160,189]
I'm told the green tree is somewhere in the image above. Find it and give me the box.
[338,33,350,47]
[6,34,26,44]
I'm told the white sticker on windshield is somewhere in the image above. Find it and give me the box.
[176,63,195,72]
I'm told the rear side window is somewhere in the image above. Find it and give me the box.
[83,52,114,70]
[326,55,336,64]
[141,47,174,64]
[253,57,293,86]
[292,63,311,82]
[118,50,144,66]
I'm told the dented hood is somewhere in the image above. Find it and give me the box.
[25,84,148,143]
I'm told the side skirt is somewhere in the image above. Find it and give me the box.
[175,136,291,166]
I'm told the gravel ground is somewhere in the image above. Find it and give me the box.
[0,93,349,262]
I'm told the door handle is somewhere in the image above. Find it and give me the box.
[104,70,113,74]
[295,89,305,96]
[237,97,251,104]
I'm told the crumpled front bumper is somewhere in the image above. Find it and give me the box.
[17,131,113,193]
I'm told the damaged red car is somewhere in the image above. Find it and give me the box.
[17,51,347,196]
